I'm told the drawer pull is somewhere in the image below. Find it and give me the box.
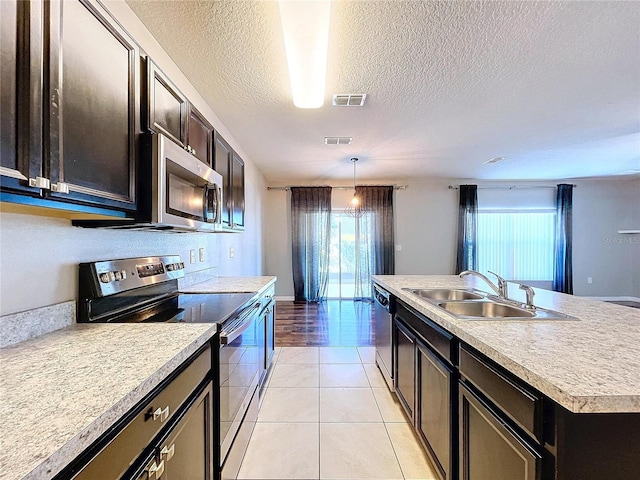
[29,176,50,189]
[161,443,175,461]
[152,406,170,422]
[148,460,165,479]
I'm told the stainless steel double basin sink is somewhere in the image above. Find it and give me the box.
[405,288,577,320]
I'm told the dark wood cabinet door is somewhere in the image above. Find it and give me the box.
[0,0,43,194]
[459,383,542,480]
[394,319,416,420]
[417,342,454,480]
[159,384,213,480]
[186,106,213,166]
[147,58,186,147]
[48,0,138,210]
[231,151,245,229]
[213,131,232,227]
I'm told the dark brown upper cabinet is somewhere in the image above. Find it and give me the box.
[186,105,213,166]
[146,59,213,166]
[213,131,245,231]
[47,0,140,210]
[230,151,245,230]
[213,131,232,227]
[1,0,43,196]
[1,0,139,214]
[146,58,187,147]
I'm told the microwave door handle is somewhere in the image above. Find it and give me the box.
[216,184,222,223]
[202,183,221,223]
[203,183,212,222]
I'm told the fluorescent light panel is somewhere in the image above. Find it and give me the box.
[279,1,331,108]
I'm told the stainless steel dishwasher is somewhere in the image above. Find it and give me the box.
[374,284,395,391]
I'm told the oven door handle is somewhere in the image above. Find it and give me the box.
[220,303,260,345]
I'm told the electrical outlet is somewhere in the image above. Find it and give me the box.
[587,277,593,284]
[229,247,235,259]
[189,249,196,264]
[395,245,402,251]
[199,248,205,262]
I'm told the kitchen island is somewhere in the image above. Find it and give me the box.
[374,275,640,414]
[0,276,275,480]
[373,274,640,480]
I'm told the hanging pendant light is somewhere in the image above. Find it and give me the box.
[345,157,365,218]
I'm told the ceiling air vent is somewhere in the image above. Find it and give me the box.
[324,137,353,145]
[332,94,367,107]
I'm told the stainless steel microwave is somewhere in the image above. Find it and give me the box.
[150,132,223,232]
[73,133,223,232]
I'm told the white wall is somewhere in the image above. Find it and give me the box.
[0,1,266,316]
[263,177,640,298]
[572,177,640,296]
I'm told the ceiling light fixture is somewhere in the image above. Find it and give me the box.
[345,157,365,218]
[278,0,331,109]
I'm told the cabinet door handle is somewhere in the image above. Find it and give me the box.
[152,406,170,422]
[161,443,175,461]
[51,182,69,194]
[148,460,165,479]
[28,176,51,189]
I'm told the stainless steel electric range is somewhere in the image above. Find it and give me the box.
[78,255,263,480]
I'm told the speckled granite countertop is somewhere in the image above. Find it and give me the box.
[0,276,276,480]
[373,275,640,414]
[180,275,276,294]
[0,323,216,480]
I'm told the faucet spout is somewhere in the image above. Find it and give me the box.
[460,270,507,299]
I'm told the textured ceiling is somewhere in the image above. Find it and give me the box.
[125,0,640,183]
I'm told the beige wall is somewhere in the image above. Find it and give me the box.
[0,1,266,316]
[264,177,640,298]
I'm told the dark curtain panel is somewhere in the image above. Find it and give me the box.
[553,184,573,294]
[291,187,332,302]
[455,184,478,274]
[354,186,395,299]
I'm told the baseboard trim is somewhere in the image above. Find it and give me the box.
[275,295,295,301]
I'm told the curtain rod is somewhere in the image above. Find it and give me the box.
[447,184,577,190]
[267,185,408,191]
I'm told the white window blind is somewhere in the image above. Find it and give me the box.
[477,209,556,282]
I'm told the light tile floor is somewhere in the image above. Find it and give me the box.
[237,346,439,480]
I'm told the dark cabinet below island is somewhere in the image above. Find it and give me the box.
[375,281,640,480]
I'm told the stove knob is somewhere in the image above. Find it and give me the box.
[120,270,127,279]
[167,264,175,271]
[114,271,122,280]
[100,272,116,283]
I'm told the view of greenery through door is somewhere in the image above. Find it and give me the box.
[327,212,356,298]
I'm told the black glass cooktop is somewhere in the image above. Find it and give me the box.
[173,292,256,324]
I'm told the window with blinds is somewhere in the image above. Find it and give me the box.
[476,209,556,282]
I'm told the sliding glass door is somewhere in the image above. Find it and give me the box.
[327,212,356,298]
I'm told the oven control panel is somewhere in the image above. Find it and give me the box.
[80,256,185,297]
